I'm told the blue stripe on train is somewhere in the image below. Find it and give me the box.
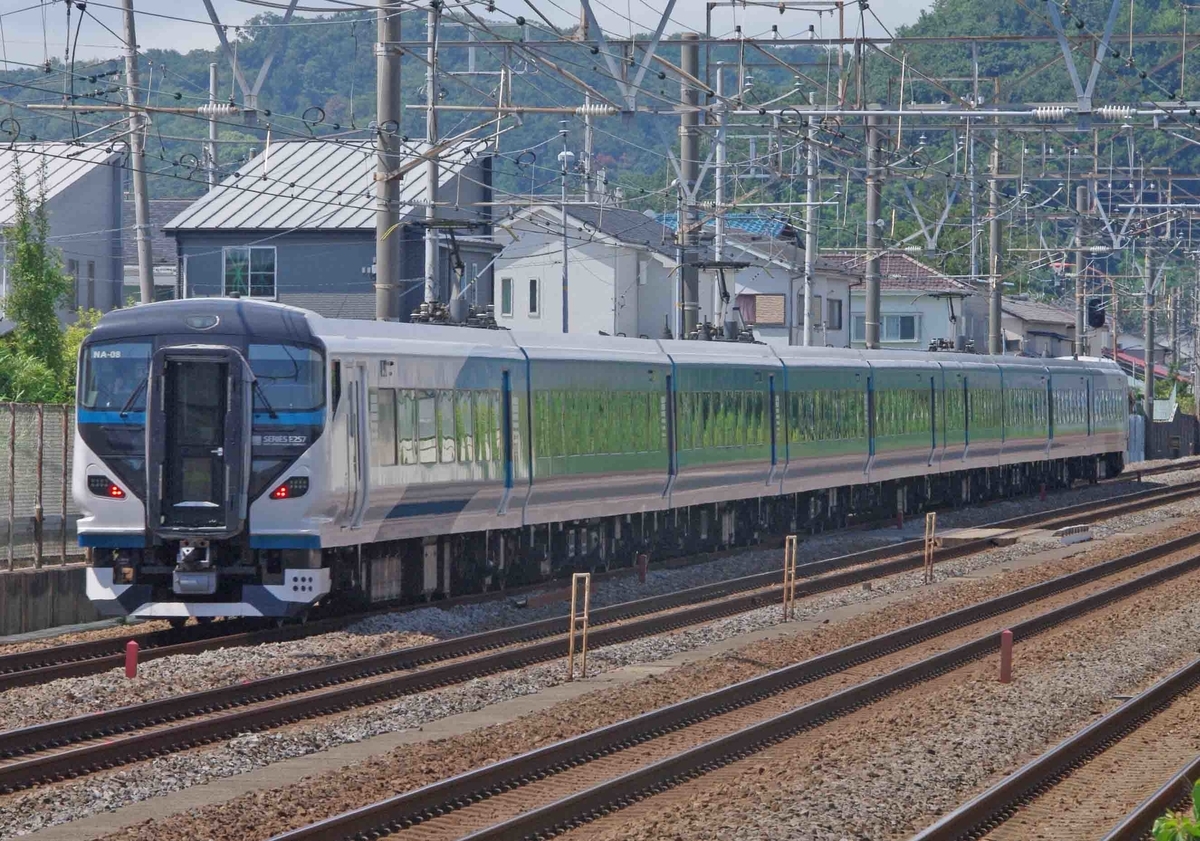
[77,410,145,425]
[79,533,147,548]
[253,410,325,426]
[249,534,322,549]
[386,498,469,519]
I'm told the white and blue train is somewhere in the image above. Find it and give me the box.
[76,298,1128,622]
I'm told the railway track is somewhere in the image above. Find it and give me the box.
[908,654,1200,841]
[3,464,1200,695]
[1,475,1200,795]
[262,529,1200,841]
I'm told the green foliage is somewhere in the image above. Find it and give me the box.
[1153,781,1200,840]
[1,159,72,375]
[0,344,64,404]
[0,161,99,404]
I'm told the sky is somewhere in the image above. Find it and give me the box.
[0,0,936,69]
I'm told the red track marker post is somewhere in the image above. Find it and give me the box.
[125,641,139,679]
[999,629,1013,683]
[1039,483,1047,501]
[637,553,648,584]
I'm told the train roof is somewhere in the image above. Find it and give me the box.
[85,299,1124,376]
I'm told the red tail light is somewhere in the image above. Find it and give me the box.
[88,474,125,499]
[270,476,309,500]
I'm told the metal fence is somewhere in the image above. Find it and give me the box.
[1,404,79,570]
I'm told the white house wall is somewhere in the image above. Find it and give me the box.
[732,266,851,348]
[849,290,964,349]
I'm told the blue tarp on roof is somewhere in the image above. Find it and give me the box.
[655,213,787,239]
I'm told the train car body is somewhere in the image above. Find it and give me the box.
[76,299,1128,621]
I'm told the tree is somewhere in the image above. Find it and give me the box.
[2,158,73,376]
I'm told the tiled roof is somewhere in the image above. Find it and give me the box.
[1000,297,1075,326]
[823,252,974,293]
[655,212,789,239]
[123,199,192,265]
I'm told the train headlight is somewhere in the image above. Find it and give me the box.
[269,476,309,500]
[87,474,126,499]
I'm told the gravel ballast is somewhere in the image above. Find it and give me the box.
[4,510,1196,841]
[564,575,1200,841]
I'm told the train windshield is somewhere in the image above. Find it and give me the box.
[248,344,324,413]
[80,341,152,412]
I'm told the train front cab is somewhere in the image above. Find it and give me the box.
[79,302,333,620]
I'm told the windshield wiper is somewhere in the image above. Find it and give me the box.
[118,379,148,418]
[253,379,279,419]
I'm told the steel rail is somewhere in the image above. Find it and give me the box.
[266,536,1200,841]
[1100,755,1200,841]
[0,475,1198,793]
[911,658,1200,841]
[3,457,1196,691]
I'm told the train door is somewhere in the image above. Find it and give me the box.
[342,360,370,528]
[146,346,251,539]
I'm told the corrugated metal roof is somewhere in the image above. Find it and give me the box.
[165,139,486,232]
[0,143,122,226]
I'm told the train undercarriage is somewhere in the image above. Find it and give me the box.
[325,452,1125,608]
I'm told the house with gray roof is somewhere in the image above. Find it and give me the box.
[493,204,701,338]
[163,139,497,320]
[0,143,124,332]
[996,296,1077,357]
[823,252,975,349]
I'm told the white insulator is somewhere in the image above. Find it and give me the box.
[1033,106,1069,121]
[574,103,618,117]
[196,103,239,118]
[1097,105,1135,120]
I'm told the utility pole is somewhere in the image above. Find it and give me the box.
[374,1,401,321]
[122,0,153,305]
[679,32,701,339]
[582,94,594,204]
[864,113,882,350]
[423,2,440,309]
[1144,249,1156,423]
[714,67,727,326]
[1074,185,1088,357]
[206,63,219,189]
[1193,260,1200,420]
[987,128,1002,355]
[558,123,574,334]
[1111,279,1119,362]
[1169,287,1179,366]
[803,91,818,348]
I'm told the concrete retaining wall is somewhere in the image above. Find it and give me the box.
[0,564,99,636]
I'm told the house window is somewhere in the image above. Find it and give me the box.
[222,246,276,299]
[827,298,843,331]
[471,262,479,305]
[86,261,95,310]
[67,259,79,307]
[852,313,920,343]
[500,277,513,317]
[734,293,756,324]
[528,278,540,317]
[754,294,786,326]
